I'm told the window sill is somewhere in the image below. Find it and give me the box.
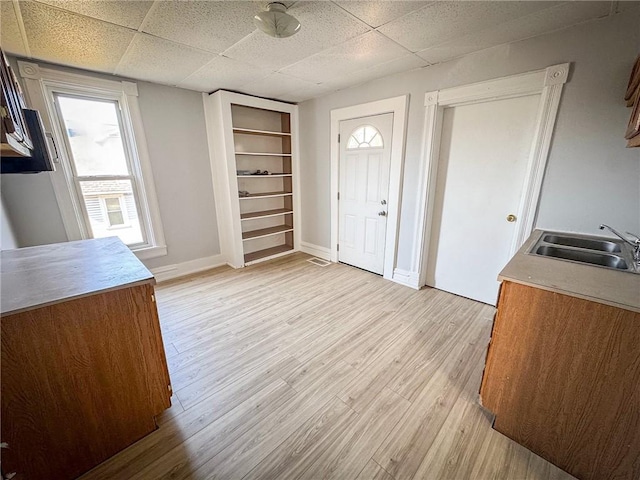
[132,245,167,260]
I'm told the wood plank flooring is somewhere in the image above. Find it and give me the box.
[81,253,576,480]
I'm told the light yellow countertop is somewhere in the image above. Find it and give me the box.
[1,237,154,316]
[499,230,640,313]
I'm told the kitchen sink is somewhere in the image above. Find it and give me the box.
[535,246,628,270]
[542,234,621,253]
[528,231,636,273]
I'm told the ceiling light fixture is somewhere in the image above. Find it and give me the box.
[254,2,301,38]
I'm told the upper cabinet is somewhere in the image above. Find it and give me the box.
[625,55,640,148]
[0,49,33,157]
[204,91,300,268]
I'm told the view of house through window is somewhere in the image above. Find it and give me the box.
[55,94,144,246]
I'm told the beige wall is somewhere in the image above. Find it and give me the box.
[298,11,640,271]
[1,58,220,269]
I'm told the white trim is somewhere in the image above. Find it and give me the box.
[16,61,167,257]
[415,63,570,287]
[391,268,421,290]
[300,241,331,261]
[330,95,408,281]
[150,254,226,283]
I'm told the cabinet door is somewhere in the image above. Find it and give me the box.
[0,49,32,156]
[625,55,640,147]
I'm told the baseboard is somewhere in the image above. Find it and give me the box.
[392,268,421,290]
[150,254,226,283]
[300,241,332,261]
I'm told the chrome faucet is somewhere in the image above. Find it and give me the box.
[599,224,640,265]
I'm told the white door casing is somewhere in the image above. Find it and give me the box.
[338,114,393,274]
[426,94,541,304]
[412,63,570,298]
[330,95,408,281]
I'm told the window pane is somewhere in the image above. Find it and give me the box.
[79,180,144,245]
[347,125,384,150]
[56,95,129,176]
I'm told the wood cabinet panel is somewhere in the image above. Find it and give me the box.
[1,284,171,480]
[480,281,640,480]
[0,49,32,156]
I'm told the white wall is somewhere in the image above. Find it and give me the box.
[0,196,18,250]
[1,59,221,270]
[299,11,640,272]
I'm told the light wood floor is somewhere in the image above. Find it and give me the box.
[81,253,575,480]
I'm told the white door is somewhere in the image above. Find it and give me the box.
[338,113,393,275]
[426,94,541,305]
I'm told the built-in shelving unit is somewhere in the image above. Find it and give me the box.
[204,91,299,268]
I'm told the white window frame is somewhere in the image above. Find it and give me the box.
[17,61,166,259]
[100,195,130,229]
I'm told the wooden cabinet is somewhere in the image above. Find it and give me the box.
[205,91,299,268]
[0,49,32,157]
[625,55,640,147]
[0,238,171,480]
[480,281,640,480]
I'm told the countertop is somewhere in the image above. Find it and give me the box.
[1,237,154,316]
[499,230,640,313]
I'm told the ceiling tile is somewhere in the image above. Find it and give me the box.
[178,55,274,92]
[278,83,334,103]
[33,0,154,29]
[241,73,319,99]
[1,1,29,57]
[416,1,611,64]
[20,0,135,73]
[280,31,410,83]
[142,1,260,53]
[334,1,432,28]
[115,33,215,85]
[325,54,428,90]
[223,1,370,70]
[378,1,561,52]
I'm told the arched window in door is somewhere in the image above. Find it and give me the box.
[346,125,383,149]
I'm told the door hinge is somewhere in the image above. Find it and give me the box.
[337,192,340,200]
[338,134,340,143]
[337,244,339,252]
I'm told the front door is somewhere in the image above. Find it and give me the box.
[338,113,393,275]
[426,94,541,305]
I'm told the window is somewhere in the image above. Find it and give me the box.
[54,94,145,246]
[18,62,166,259]
[347,125,383,149]
[104,197,125,227]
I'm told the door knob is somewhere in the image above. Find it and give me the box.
[506,214,517,223]
[378,211,387,217]
[381,200,387,205]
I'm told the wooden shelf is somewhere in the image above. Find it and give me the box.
[240,208,293,220]
[233,128,291,137]
[235,152,292,157]
[242,225,293,240]
[237,174,292,178]
[244,244,293,264]
[239,191,292,200]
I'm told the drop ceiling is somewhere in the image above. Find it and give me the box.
[1,1,635,103]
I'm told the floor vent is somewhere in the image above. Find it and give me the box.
[307,257,331,267]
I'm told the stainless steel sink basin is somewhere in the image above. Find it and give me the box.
[528,230,636,274]
[542,234,621,253]
[535,246,628,270]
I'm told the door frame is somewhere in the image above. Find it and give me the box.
[414,63,570,287]
[330,95,408,280]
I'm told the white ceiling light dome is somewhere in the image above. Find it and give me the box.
[254,2,301,38]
